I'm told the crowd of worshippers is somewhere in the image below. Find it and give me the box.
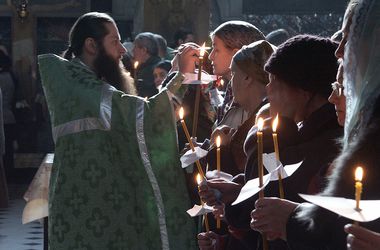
[3,0,379,248]
[122,0,380,249]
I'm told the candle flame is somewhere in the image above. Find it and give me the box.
[134,61,139,69]
[196,173,202,185]
[257,117,264,132]
[220,79,224,86]
[216,136,221,148]
[200,43,206,57]
[179,107,184,120]
[272,114,279,133]
[355,166,363,182]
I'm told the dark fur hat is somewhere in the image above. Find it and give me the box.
[264,34,338,99]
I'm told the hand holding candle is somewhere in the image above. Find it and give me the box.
[272,114,284,199]
[197,174,210,232]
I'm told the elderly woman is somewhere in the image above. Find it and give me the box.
[200,34,342,249]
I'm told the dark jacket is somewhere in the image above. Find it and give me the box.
[224,103,343,249]
[286,98,380,250]
[135,55,161,97]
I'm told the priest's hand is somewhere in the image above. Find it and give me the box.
[174,43,200,74]
[345,224,380,250]
[198,231,221,250]
[198,179,241,206]
[250,197,298,241]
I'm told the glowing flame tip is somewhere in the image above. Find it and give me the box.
[200,43,206,57]
[196,173,202,185]
[272,114,279,132]
[179,107,184,120]
[257,117,264,131]
[216,136,221,148]
[355,166,363,182]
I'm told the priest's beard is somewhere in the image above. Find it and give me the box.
[94,45,136,95]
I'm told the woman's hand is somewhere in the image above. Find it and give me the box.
[345,224,380,250]
[198,231,221,250]
[198,179,242,206]
[250,197,299,240]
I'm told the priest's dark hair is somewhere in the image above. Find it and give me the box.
[62,12,115,60]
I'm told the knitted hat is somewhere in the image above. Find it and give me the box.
[264,34,338,99]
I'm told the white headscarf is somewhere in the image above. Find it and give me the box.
[343,0,380,148]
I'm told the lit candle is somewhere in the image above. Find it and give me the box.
[192,43,206,137]
[216,136,221,174]
[257,117,268,250]
[272,114,284,199]
[216,135,221,229]
[179,107,205,177]
[196,173,202,190]
[355,166,363,211]
[197,42,206,81]
[197,173,210,232]
[134,61,139,81]
[257,117,264,198]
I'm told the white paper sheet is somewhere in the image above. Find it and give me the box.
[232,174,271,205]
[180,147,208,168]
[206,170,233,181]
[300,194,380,222]
[186,204,214,217]
[263,153,303,180]
[232,160,303,205]
[183,72,217,85]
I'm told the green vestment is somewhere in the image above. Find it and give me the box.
[38,54,196,250]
